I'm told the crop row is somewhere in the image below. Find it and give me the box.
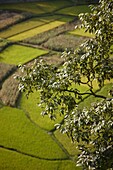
[43,34,88,52]
[23,19,78,45]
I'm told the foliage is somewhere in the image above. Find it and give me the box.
[17,0,113,169]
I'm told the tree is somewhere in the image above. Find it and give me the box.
[17,0,113,169]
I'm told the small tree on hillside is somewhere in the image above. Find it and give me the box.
[17,0,113,169]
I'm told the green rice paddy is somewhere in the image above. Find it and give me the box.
[8,21,65,41]
[0,15,65,39]
[69,28,95,38]
[0,18,45,39]
[0,106,67,159]
[0,45,48,65]
[56,5,90,16]
[0,0,72,14]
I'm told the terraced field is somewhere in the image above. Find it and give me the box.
[0,0,110,170]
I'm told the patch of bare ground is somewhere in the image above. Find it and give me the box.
[42,53,64,65]
[0,10,30,31]
[43,34,88,52]
[0,72,20,106]
[0,63,17,86]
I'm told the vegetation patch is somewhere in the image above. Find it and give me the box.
[43,34,88,52]
[0,106,67,159]
[69,28,95,38]
[0,18,45,39]
[23,20,78,45]
[8,21,65,41]
[0,1,73,15]
[0,10,27,31]
[43,52,64,65]
[56,5,90,16]
[0,15,63,39]
[0,74,19,106]
[0,3,46,15]
[0,38,11,51]
[0,44,48,65]
[0,148,79,170]
[35,0,73,13]
[55,130,79,157]
[0,62,16,85]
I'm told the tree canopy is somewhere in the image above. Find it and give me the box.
[17,0,113,169]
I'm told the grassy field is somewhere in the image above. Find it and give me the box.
[69,28,95,38]
[0,0,72,14]
[0,106,81,170]
[0,15,65,39]
[56,5,90,16]
[8,21,65,41]
[0,44,48,65]
[0,148,78,170]
[0,18,45,39]
[0,3,46,15]
[0,107,67,159]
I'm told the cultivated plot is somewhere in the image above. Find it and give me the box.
[0,3,46,15]
[8,21,65,41]
[56,5,90,16]
[0,0,73,15]
[69,28,95,38]
[0,44,48,65]
[0,15,64,39]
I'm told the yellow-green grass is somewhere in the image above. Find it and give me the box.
[69,28,95,38]
[55,130,80,157]
[56,5,90,16]
[0,1,72,15]
[0,15,63,39]
[0,3,45,14]
[0,106,67,159]
[35,0,73,13]
[19,91,64,131]
[0,18,45,39]
[8,21,65,41]
[0,148,79,170]
[0,44,48,65]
